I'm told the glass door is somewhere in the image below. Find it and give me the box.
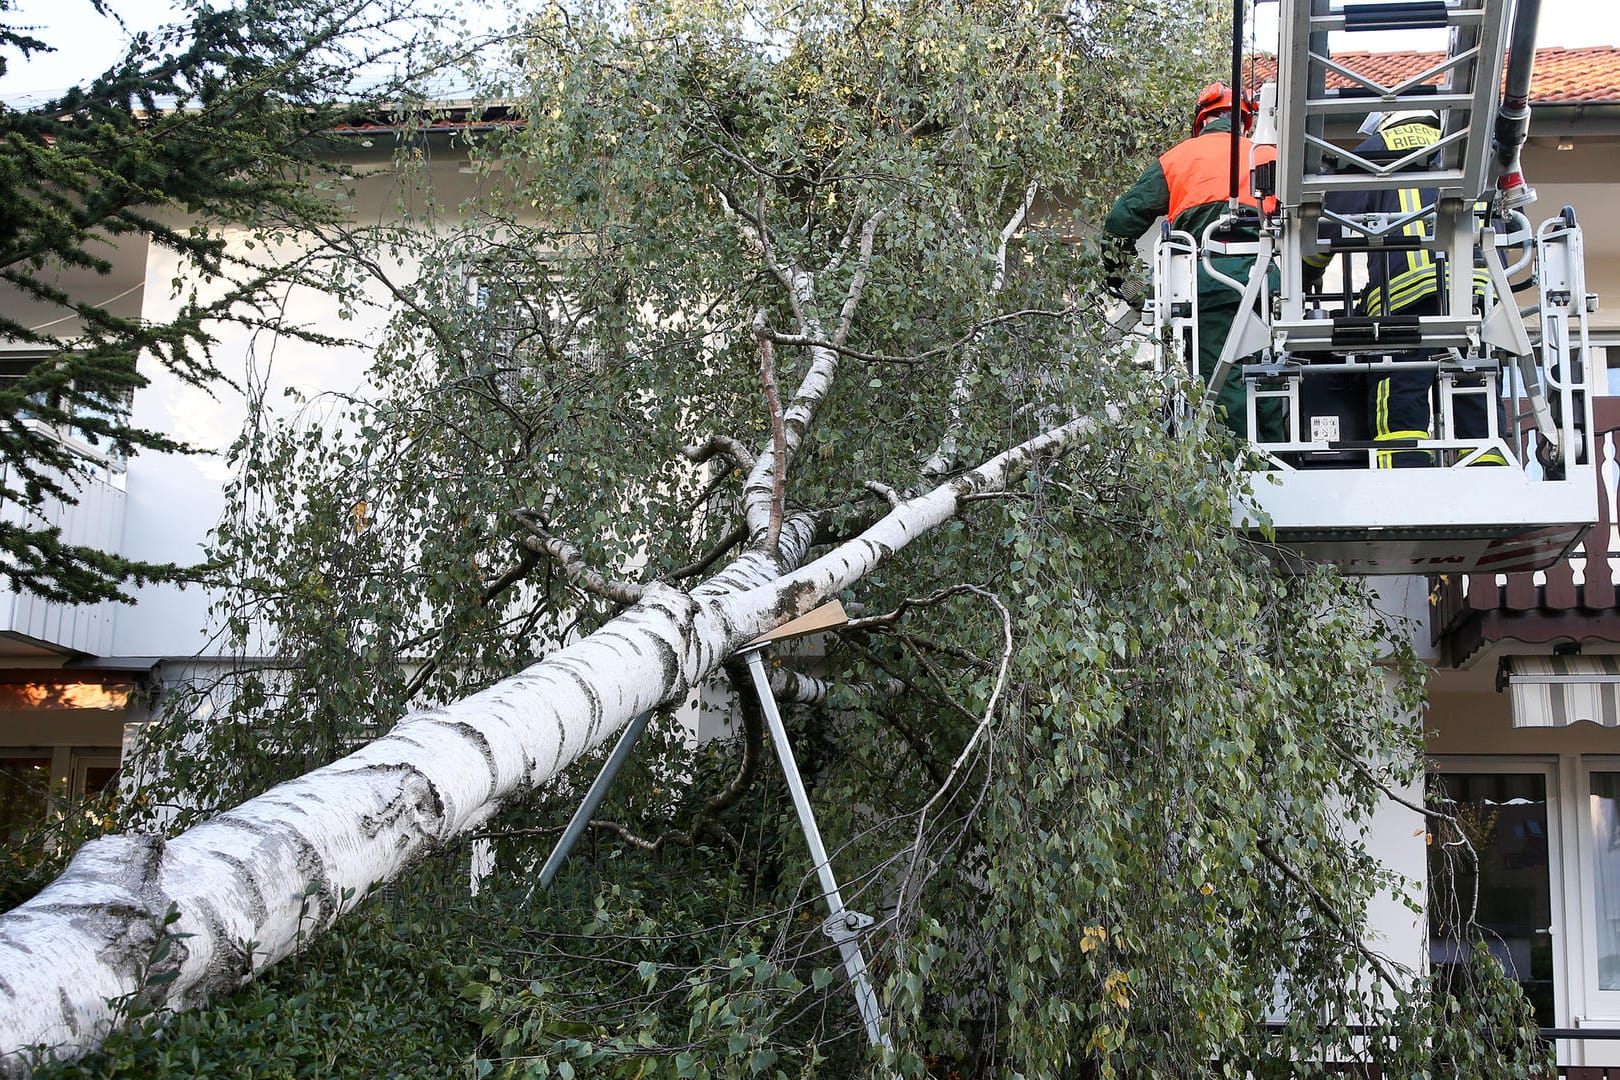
[1428,767,1559,1027]
[0,755,52,845]
[1578,761,1620,1024]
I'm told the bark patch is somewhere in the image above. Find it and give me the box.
[358,763,447,850]
[423,719,500,801]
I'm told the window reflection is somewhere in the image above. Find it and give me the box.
[1590,772,1620,991]
[1428,772,1554,1027]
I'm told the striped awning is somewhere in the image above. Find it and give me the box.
[1507,656,1620,728]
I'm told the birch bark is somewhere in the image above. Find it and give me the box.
[0,411,1105,1074]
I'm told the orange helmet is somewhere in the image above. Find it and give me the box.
[1193,82,1257,136]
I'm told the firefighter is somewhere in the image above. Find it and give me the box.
[1103,81,1284,442]
[1314,110,1506,467]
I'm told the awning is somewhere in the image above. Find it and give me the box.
[1506,655,1620,728]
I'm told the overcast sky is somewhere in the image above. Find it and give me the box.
[1253,0,1620,54]
[3,0,1619,104]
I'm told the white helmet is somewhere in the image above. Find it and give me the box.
[1359,109,1440,135]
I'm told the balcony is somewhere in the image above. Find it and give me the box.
[1432,398,1620,667]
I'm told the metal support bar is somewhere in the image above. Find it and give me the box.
[1202,223,1276,401]
[742,645,891,1050]
[537,710,653,890]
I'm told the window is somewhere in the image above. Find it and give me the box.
[1428,767,1559,1027]
[464,273,605,405]
[1577,760,1620,1035]
[0,353,130,475]
[1588,771,1620,992]
[0,756,52,845]
[0,747,122,847]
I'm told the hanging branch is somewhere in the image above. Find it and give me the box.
[831,205,889,347]
[836,635,956,767]
[401,546,545,701]
[898,585,1014,894]
[566,661,770,856]
[1257,840,1409,999]
[765,305,1075,366]
[843,582,1005,633]
[663,524,749,583]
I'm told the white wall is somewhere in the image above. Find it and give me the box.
[112,154,488,659]
[112,240,378,658]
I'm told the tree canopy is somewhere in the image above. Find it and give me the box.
[4,0,1550,1076]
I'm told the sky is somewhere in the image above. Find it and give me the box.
[3,0,1620,103]
[0,0,495,104]
[1,0,187,103]
[1252,0,1620,54]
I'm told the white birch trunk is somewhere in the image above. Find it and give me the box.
[0,412,1104,1073]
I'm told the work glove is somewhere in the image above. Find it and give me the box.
[1100,234,1136,300]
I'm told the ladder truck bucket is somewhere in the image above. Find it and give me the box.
[1155,0,1600,576]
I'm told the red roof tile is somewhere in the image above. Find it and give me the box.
[1245,46,1620,105]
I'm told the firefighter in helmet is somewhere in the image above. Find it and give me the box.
[1102,81,1284,442]
[1310,109,1506,467]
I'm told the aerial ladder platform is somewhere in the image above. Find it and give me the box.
[1146,0,1599,575]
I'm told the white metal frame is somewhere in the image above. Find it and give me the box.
[1142,0,1601,574]
[1572,756,1620,1058]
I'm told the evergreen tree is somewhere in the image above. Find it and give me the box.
[0,0,430,603]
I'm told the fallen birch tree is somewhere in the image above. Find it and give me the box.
[0,0,1553,1074]
[0,411,1102,1072]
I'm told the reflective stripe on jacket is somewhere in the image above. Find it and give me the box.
[1326,121,1491,316]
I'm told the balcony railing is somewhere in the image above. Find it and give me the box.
[1431,397,1620,666]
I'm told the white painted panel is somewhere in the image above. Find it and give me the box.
[0,458,125,656]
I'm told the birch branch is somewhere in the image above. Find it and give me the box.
[991,182,1038,293]
[715,187,807,326]
[740,205,894,541]
[832,206,888,346]
[511,511,647,606]
[755,309,788,552]
[680,435,757,474]
[925,189,1046,477]
[863,481,901,508]
[769,667,905,707]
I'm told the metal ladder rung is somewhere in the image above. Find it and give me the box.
[1272,316,1482,352]
[1301,93,1476,116]
[1341,1,1456,32]
[1314,1,1485,33]
[1300,171,1472,195]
